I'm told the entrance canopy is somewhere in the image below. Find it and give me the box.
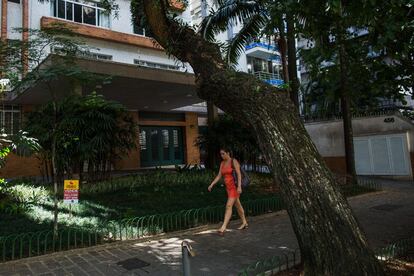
[11,55,202,111]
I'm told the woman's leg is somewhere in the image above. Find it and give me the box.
[234,198,248,227]
[219,197,237,232]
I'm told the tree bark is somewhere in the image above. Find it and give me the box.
[276,28,289,85]
[286,13,300,110]
[51,102,59,248]
[141,1,384,275]
[47,82,59,248]
[339,47,357,185]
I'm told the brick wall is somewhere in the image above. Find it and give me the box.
[1,110,202,177]
[0,153,42,178]
[323,156,347,175]
[184,112,200,165]
[113,111,141,170]
[114,111,200,171]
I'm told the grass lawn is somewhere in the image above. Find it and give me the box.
[0,171,276,236]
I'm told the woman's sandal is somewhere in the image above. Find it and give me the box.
[217,230,226,236]
[237,224,249,230]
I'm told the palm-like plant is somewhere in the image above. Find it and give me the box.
[200,0,268,64]
[25,93,137,183]
[199,0,300,106]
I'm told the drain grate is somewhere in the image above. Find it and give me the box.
[117,257,150,271]
[371,204,403,212]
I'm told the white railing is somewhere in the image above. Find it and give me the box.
[253,71,281,81]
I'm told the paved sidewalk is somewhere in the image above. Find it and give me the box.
[0,179,413,276]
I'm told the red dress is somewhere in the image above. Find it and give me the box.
[221,161,240,198]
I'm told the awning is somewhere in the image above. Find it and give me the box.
[11,55,202,112]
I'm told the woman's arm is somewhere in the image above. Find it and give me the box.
[208,163,222,191]
[234,159,242,193]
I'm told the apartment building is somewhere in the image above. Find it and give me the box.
[297,30,414,180]
[3,1,411,179]
[0,0,202,178]
[189,1,414,179]
[183,0,285,112]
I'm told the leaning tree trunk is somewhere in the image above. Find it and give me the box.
[286,13,300,110]
[142,1,384,275]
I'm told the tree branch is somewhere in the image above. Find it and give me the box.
[141,0,226,78]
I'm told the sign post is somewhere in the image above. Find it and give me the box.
[64,180,79,204]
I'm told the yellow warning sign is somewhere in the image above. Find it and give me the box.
[64,180,79,204]
[64,180,79,190]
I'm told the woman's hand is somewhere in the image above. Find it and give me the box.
[237,186,242,194]
[208,184,214,192]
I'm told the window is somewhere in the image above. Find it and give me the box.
[81,52,113,61]
[52,46,113,61]
[133,19,150,37]
[51,0,110,28]
[162,130,170,160]
[139,130,147,150]
[134,59,180,71]
[8,0,20,4]
[0,106,21,135]
[133,25,146,36]
[173,129,180,160]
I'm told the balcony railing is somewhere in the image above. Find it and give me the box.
[245,42,278,52]
[253,71,284,86]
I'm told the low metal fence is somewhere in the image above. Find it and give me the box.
[238,249,301,276]
[0,179,381,263]
[238,236,414,276]
[376,237,414,261]
[0,196,284,262]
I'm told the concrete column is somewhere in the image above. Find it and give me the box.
[1,0,7,41]
[0,0,7,78]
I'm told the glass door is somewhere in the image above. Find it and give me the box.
[139,126,184,167]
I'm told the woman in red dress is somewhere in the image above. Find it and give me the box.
[208,148,248,235]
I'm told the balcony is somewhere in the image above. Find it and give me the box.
[41,17,163,51]
[253,71,284,87]
[245,41,280,61]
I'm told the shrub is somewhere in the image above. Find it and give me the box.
[25,93,137,182]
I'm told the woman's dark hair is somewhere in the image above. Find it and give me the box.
[220,147,232,156]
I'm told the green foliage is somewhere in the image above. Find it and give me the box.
[201,0,274,65]
[9,131,41,157]
[0,170,276,235]
[197,115,261,164]
[0,131,40,170]
[299,0,413,115]
[201,0,269,64]
[24,93,137,181]
[79,170,217,195]
[0,171,379,237]
[0,181,49,215]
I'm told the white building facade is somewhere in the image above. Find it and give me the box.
[0,0,202,178]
